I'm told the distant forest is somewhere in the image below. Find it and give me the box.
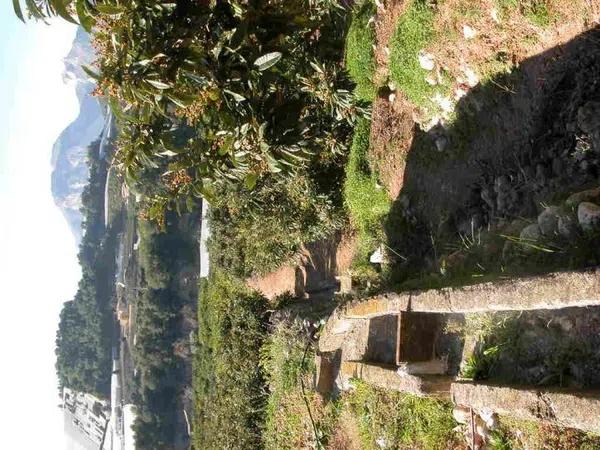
[132,215,196,448]
[55,139,115,397]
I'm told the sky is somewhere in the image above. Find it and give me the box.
[0,7,81,449]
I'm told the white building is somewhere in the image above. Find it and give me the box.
[63,388,109,450]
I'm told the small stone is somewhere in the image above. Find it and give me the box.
[479,409,497,430]
[453,406,470,424]
[537,206,561,236]
[418,50,435,71]
[370,245,385,264]
[388,92,396,103]
[435,135,448,152]
[577,101,600,133]
[556,316,574,332]
[434,93,454,113]
[463,25,477,39]
[520,223,542,242]
[565,187,600,209]
[425,74,438,86]
[490,8,500,24]
[454,87,467,100]
[462,66,479,87]
[577,202,600,232]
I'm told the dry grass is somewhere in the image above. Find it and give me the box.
[369,93,415,199]
[327,410,363,450]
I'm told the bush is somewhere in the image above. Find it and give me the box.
[193,270,269,450]
[346,0,378,102]
[209,169,345,277]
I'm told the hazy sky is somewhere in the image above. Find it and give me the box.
[0,7,81,449]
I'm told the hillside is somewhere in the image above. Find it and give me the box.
[50,27,105,243]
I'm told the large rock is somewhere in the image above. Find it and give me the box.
[578,202,600,232]
[577,101,600,134]
[566,187,600,209]
[557,215,579,241]
[520,223,542,242]
[537,206,561,236]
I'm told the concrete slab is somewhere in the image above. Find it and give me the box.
[365,315,398,365]
[315,350,341,395]
[410,268,600,313]
[452,381,600,433]
[340,361,452,398]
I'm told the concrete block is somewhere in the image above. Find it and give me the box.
[452,381,600,434]
[340,361,452,398]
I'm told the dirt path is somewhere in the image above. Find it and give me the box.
[247,232,357,300]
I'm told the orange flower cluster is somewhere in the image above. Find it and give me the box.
[163,170,192,192]
[174,88,221,124]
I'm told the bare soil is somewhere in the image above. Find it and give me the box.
[247,232,358,301]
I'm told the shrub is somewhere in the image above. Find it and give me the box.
[193,270,269,450]
[209,169,345,277]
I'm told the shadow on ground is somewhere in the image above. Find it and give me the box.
[382,26,600,284]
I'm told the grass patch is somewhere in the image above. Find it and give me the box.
[346,380,459,450]
[346,0,378,102]
[496,0,554,27]
[259,324,460,450]
[193,270,269,450]
[261,320,337,450]
[389,0,447,116]
[495,416,600,449]
[344,118,391,265]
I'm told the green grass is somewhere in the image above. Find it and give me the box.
[495,416,600,449]
[344,118,391,264]
[388,0,440,112]
[496,0,554,27]
[346,380,459,450]
[193,270,269,450]
[260,320,337,450]
[346,0,378,102]
[259,323,459,450]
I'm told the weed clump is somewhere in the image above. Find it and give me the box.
[347,380,459,450]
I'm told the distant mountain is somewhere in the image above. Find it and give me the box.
[51,27,106,244]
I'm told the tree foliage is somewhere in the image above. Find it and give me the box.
[55,140,114,397]
[131,215,196,447]
[15,0,368,222]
